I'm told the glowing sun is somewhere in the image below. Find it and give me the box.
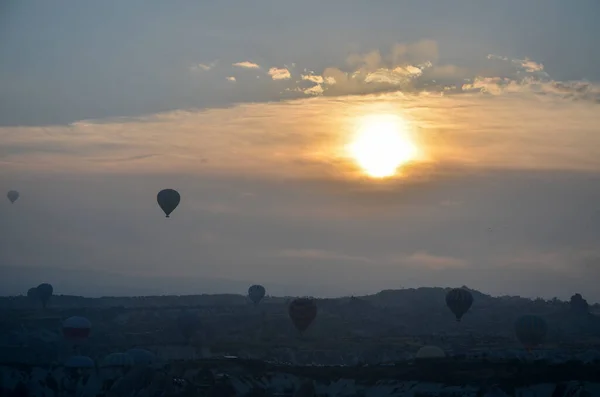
[348,114,419,178]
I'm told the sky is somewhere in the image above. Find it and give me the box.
[1,0,600,301]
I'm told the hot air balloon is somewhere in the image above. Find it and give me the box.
[27,287,39,301]
[157,189,180,218]
[177,311,201,343]
[63,316,92,343]
[126,348,156,367]
[36,283,53,308]
[7,190,19,204]
[445,288,473,321]
[515,314,547,350]
[248,284,266,305]
[100,353,134,368]
[65,355,95,369]
[288,298,317,333]
[416,345,446,360]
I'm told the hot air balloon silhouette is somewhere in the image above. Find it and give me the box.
[288,298,317,333]
[248,284,266,305]
[7,190,19,204]
[515,314,547,351]
[36,283,53,308]
[445,288,473,322]
[157,189,180,218]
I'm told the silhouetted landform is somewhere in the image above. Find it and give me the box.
[2,287,600,395]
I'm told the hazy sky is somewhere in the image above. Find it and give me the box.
[2,0,600,300]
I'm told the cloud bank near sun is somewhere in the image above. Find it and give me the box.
[2,38,599,181]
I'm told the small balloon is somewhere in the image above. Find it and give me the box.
[157,189,181,218]
[288,298,317,333]
[248,284,266,305]
[7,190,19,204]
[445,288,473,321]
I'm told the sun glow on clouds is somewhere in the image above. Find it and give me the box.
[348,114,419,178]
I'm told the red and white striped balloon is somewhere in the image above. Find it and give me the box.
[62,316,92,342]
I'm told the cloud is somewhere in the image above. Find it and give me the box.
[3,38,600,299]
[232,61,260,69]
[226,76,236,82]
[301,74,324,84]
[190,62,215,72]
[401,251,468,270]
[268,67,291,80]
[274,249,372,263]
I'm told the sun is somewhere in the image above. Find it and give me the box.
[348,114,419,178]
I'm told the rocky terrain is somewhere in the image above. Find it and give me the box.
[2,357,600,396]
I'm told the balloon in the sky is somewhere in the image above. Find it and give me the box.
[248,284,266,305]
[157,189,181,218]
[445,288,473,322]
[126,348,156,367]
[27,287,39,301]
[416,345,446,360]
[288,298,317,333]
[63,316,92,342]
[65,355,95,369]
[100,353,134,369]
[177,311,202,343]
[36,283,53,308]
[7,190,19,204]
[515,314,547,350]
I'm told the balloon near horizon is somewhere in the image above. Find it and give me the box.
[348,114,420,179]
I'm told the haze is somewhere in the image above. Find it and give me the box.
[2,0,600,301]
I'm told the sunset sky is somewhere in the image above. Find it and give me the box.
[2,0,600,300]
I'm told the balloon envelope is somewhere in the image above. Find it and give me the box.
[7,190,19,203]
[100,353,134,368]
[288,298,317,332]
[515,314,547,349]
[445,288,473,321]
[27,287,39,300]
[157,189,181,217]
[63,316,92,342]
[416,345,446,359]
[65,355,95,369]
[126,348,156,366]
[248,284,266,305]
[36,283,53,308]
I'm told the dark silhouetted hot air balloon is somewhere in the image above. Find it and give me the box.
[36,283,53,308]
[65,355,95,369]
[27,287,39,301]
[288,298,317,333]
[126,348,156,367]
[515,314,547,350]
[7,190,19,204]
[248,284,266,305]
[157,189,180,218]
[445,288,473,321]
[100,353,134,369]
[63,316,92,343]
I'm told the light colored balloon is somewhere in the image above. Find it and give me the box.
[65,355,95,369]
[416,345,446,359]
[100,353,134,368]
[126,348,156,366]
